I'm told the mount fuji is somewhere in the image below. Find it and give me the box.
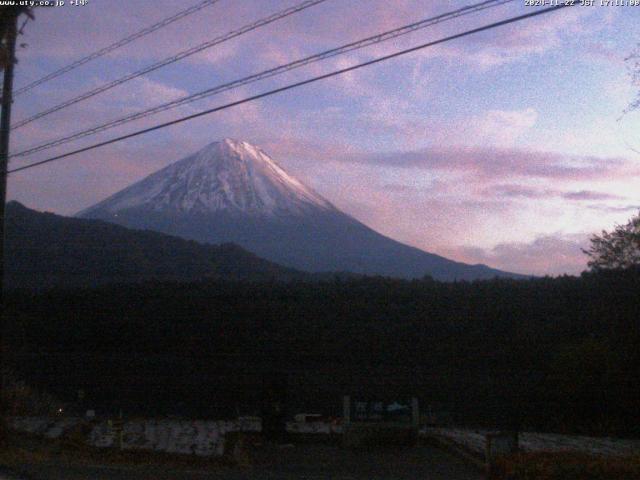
[78,138,520,280]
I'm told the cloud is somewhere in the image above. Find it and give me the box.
[479,185,630,202]
[585,204,640,213]
[585,38,627,66]
[487,184,555,199]
[468,108,538,147]
[341,146,640,182]
[562,190,624,201]
[129,78,189,106]
[449,233,591,276]
[444,5,595,68]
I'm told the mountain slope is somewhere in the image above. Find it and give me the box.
[4,201,303,290]
[79,138,523,281]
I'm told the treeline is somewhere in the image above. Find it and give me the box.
[3,269,639,436]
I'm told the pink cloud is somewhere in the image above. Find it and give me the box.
[486,184,555,199]
[562,190,624,201]
[340,146,640,181]
[480,185,627,202]
[446,233,591,276]
[465,108,538,147]
[441,4,595,67]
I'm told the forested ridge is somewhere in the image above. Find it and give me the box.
[3,201,305,288]
[4,269,639,436]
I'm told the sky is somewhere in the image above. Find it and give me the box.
[6,0,640,276]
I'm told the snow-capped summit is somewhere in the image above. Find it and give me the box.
[79,138,334,218]
[79,138,522,280]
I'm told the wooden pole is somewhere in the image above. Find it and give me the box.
[0,10,18,302]
[0,10,18,443]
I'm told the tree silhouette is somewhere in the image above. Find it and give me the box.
[583,210,640,270]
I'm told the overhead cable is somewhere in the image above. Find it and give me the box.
[11,0,329,129]
[11,0,513,158]
[12,0,222,97]
[9,4,572,174]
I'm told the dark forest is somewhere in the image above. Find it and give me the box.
[4,269,639,437]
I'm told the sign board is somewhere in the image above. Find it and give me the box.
[343,396,419,426]
[351,399,411,422]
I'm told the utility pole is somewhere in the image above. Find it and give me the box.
[0,10,18,303]
[0,9,19,442]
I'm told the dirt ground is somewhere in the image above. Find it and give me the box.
[3,443,484,480]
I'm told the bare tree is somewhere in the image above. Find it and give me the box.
[624,43,640,115]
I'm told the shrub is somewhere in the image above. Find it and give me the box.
[1,369,62,416]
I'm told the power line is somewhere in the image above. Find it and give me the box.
[11,0,221,97]
[8,4,572,175]
[11,0,329,130]
[11,0,513,159]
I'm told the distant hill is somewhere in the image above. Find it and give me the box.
[4,201,304,290]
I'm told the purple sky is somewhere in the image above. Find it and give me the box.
[6,0,640,275]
